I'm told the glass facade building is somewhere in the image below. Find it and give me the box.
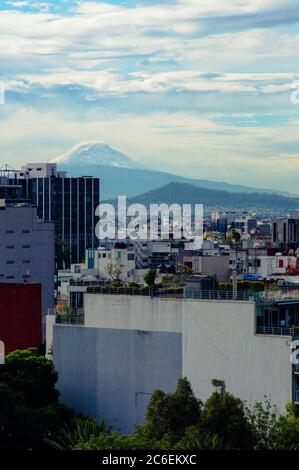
[11,171,100,267]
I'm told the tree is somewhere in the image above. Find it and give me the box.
[47,417,112,450]
[245,399,279,450]
[0,348,59,408]
[232,231,241,243]
[144,268,157,288]
[55,235,71,270]
[174,426,223,450]
[199,379,254,449]
[0,348,75,450]
[274,403,299,450]
[105,261,124,285]
[134,378,201,445]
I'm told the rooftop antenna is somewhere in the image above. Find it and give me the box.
[0,164,17,179]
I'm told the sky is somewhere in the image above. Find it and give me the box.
[0,0,299,193]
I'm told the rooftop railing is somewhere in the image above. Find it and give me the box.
[255,325,295,336]
[84,286,299,302]
[55,309,84,325]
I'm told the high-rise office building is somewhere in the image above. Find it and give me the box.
[272,215,299,251]
[9,163,100,267]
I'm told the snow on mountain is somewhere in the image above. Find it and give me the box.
[51,141,147,170]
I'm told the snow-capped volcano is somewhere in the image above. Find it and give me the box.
[51,141,147,170]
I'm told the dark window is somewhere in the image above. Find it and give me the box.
[22,260,31,264]
[6,246,15,249]
[283,223,287,243]
[6,230,15,234]
[6,261,15,264]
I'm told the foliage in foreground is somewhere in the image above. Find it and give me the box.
[2,350,299,451]
[0,349,75,450]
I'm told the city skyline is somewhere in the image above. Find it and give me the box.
[0,0,299,194]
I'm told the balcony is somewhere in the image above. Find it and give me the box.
[256,326,294,336]
[55,308,84,325]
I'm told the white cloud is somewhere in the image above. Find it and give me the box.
[1,1,299,191]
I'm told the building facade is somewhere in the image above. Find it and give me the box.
[0,283,42,353]
[50,291,298,434]
[0,198,55,315]
[9,163,100,266]
[272,216,299,251]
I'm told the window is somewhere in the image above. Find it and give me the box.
[6,230,15,234]
[22,260,31,264]
[279,259,284,268]
[6,261,15,264]
[128,254,135,261]
[102,253,107,258]
[22,245,31,249]
[6,246,15,249]
[74,265,81,273]
[6,276,15,279]
[22,230,30,234]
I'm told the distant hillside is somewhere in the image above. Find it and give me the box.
[53,142,296,200]
[105,182,299,214]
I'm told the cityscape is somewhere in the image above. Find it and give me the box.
[1,0,299,460]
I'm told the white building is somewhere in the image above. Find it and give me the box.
[50,291,299,434]
[248,254,298,278]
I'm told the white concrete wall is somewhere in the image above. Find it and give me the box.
[85,295,293,411]
[182,299,292,411]
[84,294,182,333]
[52,294,294,432]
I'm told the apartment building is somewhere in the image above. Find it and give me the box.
[0,197,55,315]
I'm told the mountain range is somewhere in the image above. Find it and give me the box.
[52,142,295,200]
[106,182,299,215]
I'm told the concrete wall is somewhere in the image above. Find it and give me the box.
[84,294,182,333]
[52,295,293,434]
[54,324,182,434]
[182,299,292,411]
[192,255,230,282]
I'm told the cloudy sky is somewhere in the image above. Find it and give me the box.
[0,0,299,193]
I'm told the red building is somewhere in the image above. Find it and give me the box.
[0,283,42,354]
